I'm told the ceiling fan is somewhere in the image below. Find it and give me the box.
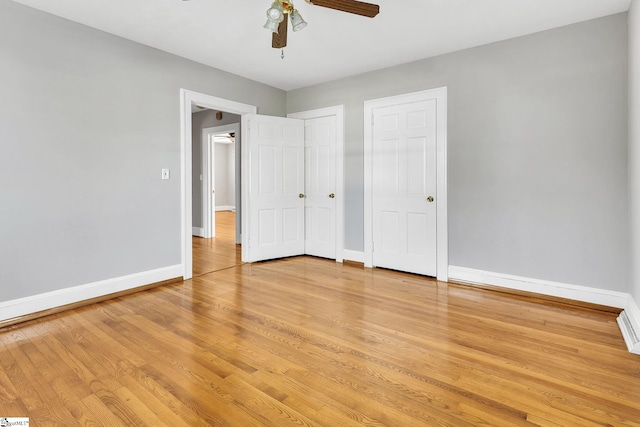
[182,0,380,51]
[264,0,380,49]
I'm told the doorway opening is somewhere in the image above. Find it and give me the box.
[199,121,240,243]
[179,89,257,280]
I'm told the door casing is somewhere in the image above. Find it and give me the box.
[180,89,256,280]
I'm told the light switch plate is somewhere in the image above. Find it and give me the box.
[161,169,170,180]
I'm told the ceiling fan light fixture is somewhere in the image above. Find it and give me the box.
[263,18,280,32]
[290,9,307,32]
[264,1,286,33]
[266,1,285,22]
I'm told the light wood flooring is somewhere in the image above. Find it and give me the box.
[1,212,639,425]
[193,210,242,276]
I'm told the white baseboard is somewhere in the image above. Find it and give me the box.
[192,227,204,237]
[618,297,640,355]
[0,264,182,322]
[448,265,629,309]
[448,265,640,355]
[215,206,235,212]
[343,250,365,263]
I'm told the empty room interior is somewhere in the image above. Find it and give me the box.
[1,0,640,425]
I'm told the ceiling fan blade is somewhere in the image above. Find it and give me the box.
[272,16,288,48]
[307,0,379,18]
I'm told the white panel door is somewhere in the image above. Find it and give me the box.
[304,116,336,259]
[372,99,437,276]
[247,114,305,262]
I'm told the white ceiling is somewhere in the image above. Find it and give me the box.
[9,0,632,91]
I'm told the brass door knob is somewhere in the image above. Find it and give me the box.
[299,193,305,198]
[427,196,434,202]
[329,193,335,199]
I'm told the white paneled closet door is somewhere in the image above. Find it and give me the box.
[304,116,337,259]
[372,99,438,276]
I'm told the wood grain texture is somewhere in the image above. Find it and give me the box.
[1,215,639,425]
[272,17,288,49]
[309,0,380,18]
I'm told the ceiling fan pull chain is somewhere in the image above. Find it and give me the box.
[281,49,285,59]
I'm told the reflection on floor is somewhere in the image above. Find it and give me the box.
[193,210,242,276]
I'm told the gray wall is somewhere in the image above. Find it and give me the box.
[1,0,630,304]
[629,2,640,302]
[288,13,629,291]
[0,0,285,302]
[191,110,241,228]
[215,143,236,208]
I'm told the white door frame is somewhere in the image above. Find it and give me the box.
[202,123,239,239]
[363,88,448,281]
[180,89,256,280]
[288,105,345,262]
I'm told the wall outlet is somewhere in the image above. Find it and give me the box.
[161,169,170,180]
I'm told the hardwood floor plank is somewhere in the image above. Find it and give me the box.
[3,337,58,403]
[18,324,93,400]
[80,394,128,427]
[88,381,148,426]
[221,374,318,427]
[62,308,149,368]
[0,352,19,404]
[137,363,265,427]
[113,384,172,426]
[37,327,98,388]
[44,396,83,426]
[125,367,212,427]
[283,368,477,427]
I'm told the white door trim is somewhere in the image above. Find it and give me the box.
[363,88,448,281]
[202,123,239,239]
[180,89,256,280]
[288,105,345,262]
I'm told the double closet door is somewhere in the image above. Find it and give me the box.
[245,114,337,262]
